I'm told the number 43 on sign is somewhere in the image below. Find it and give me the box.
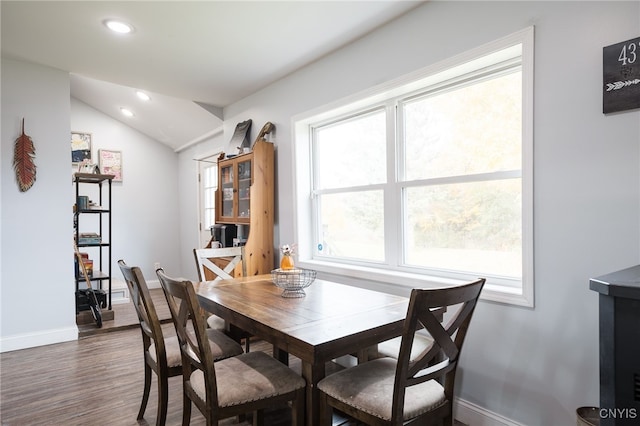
[617,40,638,66]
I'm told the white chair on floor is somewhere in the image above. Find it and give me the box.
[193,246,252,351]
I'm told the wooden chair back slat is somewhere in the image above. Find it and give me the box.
[118,261,165,361]
[193,247,245,282]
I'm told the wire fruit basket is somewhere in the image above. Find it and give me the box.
[271,268,317,298]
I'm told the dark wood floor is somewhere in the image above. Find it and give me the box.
[1,325,346,425]
[76,288,173,338]
[4,290,464,425]
[4,289,351,426]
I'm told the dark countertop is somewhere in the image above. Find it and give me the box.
[589,264,640,300]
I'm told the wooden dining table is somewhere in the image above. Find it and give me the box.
[194,274,412,426]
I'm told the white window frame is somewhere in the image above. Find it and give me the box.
[292,27,534,307]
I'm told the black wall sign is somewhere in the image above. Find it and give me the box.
[603,36,640,114]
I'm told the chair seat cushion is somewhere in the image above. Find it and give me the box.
[206,314,226,331]
[190,351,305,407]
[150,329,242,367]
[317,357,446,421]
[202,329,244,360]
[377,333,433,360]
[149,335,183,367]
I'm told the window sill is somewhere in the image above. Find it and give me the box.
[297,259,533,308]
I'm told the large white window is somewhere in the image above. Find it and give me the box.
[294,28,534,306]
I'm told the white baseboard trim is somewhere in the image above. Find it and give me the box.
[454,398,524,426]
[0,326,78,353]
[111,296,130,305]
[110,278,129,304]
[111,288,130,305]
[146,279,161,289]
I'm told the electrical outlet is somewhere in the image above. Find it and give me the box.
[154,262,161,270]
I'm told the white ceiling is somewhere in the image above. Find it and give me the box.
[1,1,424,151]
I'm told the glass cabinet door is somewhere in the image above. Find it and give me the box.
[220,163,234,218]
[237,159,251,219]
[216,155,253,224]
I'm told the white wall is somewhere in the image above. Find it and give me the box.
[0,65,184,351]
[1,64,184,351]
[70,99,181,286]
[183,2,640,425]
[1,58,77,351]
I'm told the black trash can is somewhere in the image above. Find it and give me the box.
[577,407,600,426]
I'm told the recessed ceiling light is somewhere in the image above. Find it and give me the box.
[136,91,150,101]
[104,19,133,34]
[120,108,134,117]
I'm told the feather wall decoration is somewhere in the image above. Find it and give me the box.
[13,118,37,192]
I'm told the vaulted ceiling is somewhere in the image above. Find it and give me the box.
[1,1,424,150]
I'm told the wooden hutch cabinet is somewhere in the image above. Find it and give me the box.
[215,138,274,276]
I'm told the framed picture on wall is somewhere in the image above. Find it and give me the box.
[99,149,123,181]
[71,132,92,164]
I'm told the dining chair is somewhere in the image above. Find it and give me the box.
[193,246,252,352]
[118,260,244,426]
[156,268,306,426]
[317,278,486,426]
